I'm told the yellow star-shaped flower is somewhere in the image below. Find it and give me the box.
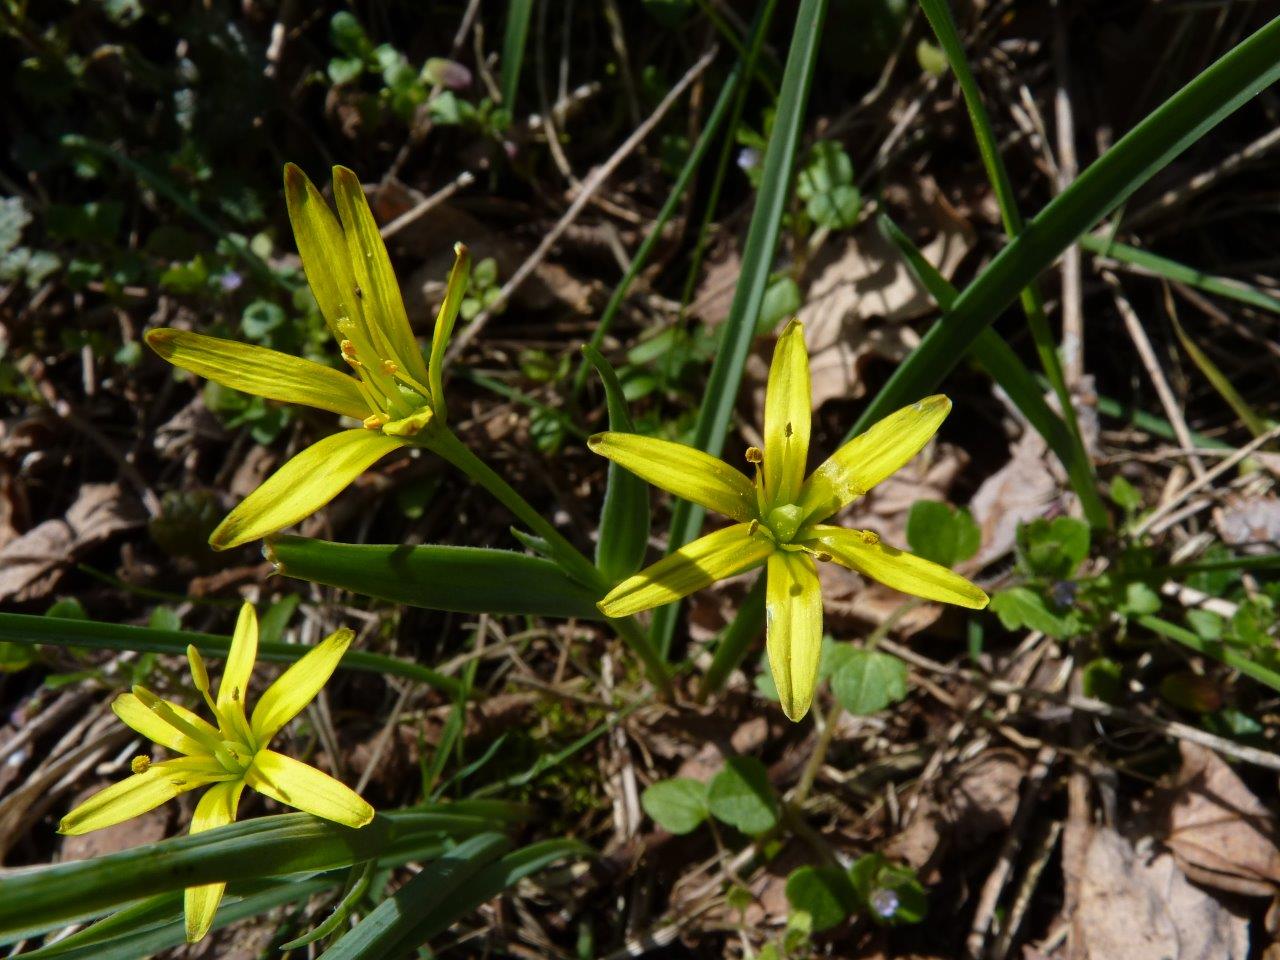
[589,320,989,721]
[58,603,374,943]
[145,164,470,550]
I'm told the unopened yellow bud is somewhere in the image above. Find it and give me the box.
[186,644,210,695]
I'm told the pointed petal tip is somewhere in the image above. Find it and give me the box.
[453,240,470,258]
[781,317,804,336]
[779,697,812,723]
[587,432,607,450]
[143,327,171,349]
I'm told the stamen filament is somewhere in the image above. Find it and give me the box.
[338,320,415,418]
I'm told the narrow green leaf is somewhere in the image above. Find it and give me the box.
[278,859,376,950]
[0,808,520,940]
[655,0,829,657]
[584,345,651,583]
[319,834,513,960]
[1137,614,1280,695]
[877,214,1109,528]
[268,536,605,621]
[1078,232,1280,315]
[0,612,463,697]
[499,0,534,112]
[1170,312,1271,438]
[853,15,1280,434]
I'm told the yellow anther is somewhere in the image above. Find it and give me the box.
[362,412,390,430]
[381,359,398,376]
[748,519,760,536]
[131,755,151,774]
[814,551,832,562]
[340,339,361,366]
[860,530,880,545]
[745,447,764,464]
[186,644,210,695]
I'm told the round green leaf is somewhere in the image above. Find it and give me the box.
[831,649,908,716]
[707,757,778,835]
[785,865,857,932]
[640,778,710,835]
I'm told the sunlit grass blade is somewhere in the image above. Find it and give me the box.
[0,808,523,941]
[1078,232,1280,315]
[499,0,534,112]
[267,537,605,621]
[918,0,1090,485]
[1170,311,1272,438]
[1138,614,1280,695]
[653,0,830,657]
[15,878,333,960]
[0,612,463,697]
[877,214,1109,528]
[317,833,513,959]
[852,14,1280,435]
[584,345,651,583]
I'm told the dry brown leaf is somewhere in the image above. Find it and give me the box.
[1075,827,1248,960]
[798,177,973,407]
[968,427,1059,569]
[1163,741,1280,897]
[0,483,144,602]
[1216,495,1280,551]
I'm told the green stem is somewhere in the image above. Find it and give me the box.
[425,428,671,693]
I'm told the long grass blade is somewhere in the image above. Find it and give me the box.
[652,0,830,657]
[851,14,1280,435]
[499,0,534,113]
[0,612,464,697]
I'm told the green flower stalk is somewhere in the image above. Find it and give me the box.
[59,603,373,943]
[589,321,989,721]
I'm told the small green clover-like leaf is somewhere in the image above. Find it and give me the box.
[1017,517,1091,580]
[906,500,981,567]
[1081,657,1122,702]
[1119,581,1161,617]
[708,756,778,836]
[785,865,857,932]
[757,274,802,335]
[1186,608,1225,640]
[641,778,710,834]
[831,649,909,715]
[796,141,860,230]
[1109,475,1142,512]
[989,587,1075,638]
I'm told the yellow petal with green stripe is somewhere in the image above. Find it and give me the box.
[763,319,811,508]
[765,550,823,722]
[598,523,773,618]
[57,757,229,835]
[245,749,374,827]
[332,166,429,386]
[805,524,988,608]
[588,432,758,523]
[250,628,353,743]
[219,602,259,711]
[796,395,951,522]
[112,692,214,756]
[145,329,369,421]
[209,430,405,550]
[428,243,471,416]
[283,163,362,341]
[183,779,245,943]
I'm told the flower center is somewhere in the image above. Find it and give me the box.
[336,318,432,424]
[764,503,803,544]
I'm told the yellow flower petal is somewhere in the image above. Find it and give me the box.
[332,166,430,387]
[796,395,951,522]
[58,757,229,835]
[250,628,354,743]
[144,329,369,421]
[209,430,406,550]
[598,523,773,618]
[284,163,362,341]
[763,319,811,508]
[588,432,758,523]
[218,602,259,711]
[112,692,215,756]
[428,243,471,418]
[806,524,988,608]
[183,780,245,943]
[766,551,823,722]
[245,748,374,827]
